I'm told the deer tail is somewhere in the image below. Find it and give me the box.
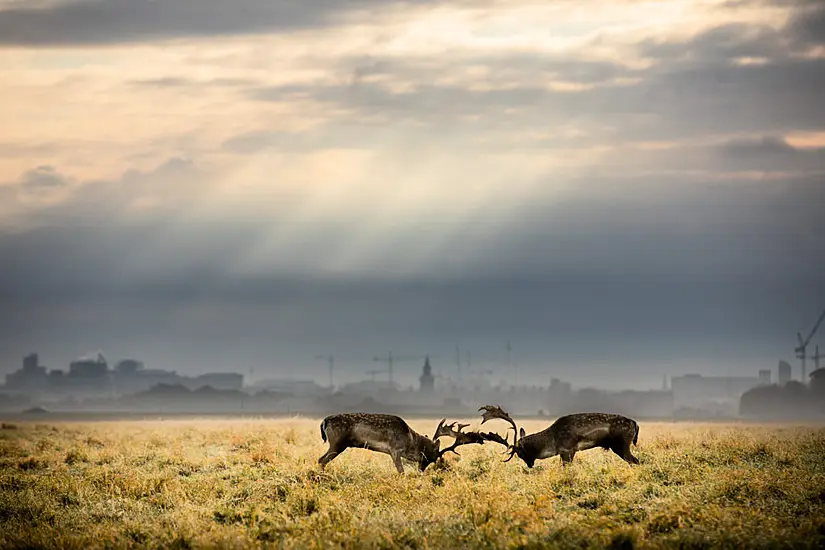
[632,423,639,446]
[320,419,327,442]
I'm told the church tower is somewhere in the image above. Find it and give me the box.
[419,356,435,393]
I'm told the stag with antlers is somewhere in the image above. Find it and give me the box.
[478,405,640,467]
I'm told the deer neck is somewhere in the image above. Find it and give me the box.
[519,432,556,460]
[403,432,429,460]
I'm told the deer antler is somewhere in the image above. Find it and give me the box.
[433,419,471,441]
[432,418,448,440]
[433,419,511,458]
[479,405,518,436]
[479,405,521,460]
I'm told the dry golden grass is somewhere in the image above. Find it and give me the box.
[2,418,825,549]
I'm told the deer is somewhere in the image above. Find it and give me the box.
[478,405,640,468]
[318,413,507,473]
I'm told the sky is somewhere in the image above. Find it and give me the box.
[0,0,824,390]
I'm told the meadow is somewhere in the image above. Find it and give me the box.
[1,417,825,549]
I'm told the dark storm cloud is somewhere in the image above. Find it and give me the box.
[0,0,431,46]
[1,226,821,385]
[1,166,822,298]
[1,161,822,383]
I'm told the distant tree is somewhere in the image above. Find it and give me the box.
[740,381,819,419]
[809,369,825,395]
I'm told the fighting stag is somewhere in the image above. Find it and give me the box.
[479,405,640,467]
[318,413,443,473]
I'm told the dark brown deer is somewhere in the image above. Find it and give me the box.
[318,413,507,473]
[479,405,640,468]
[318,413,444,473]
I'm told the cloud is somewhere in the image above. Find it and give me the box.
[0,157,207,230]
[639,23,786,64]
[221,131,306,154]
[0,142,61,159]
[2,156,823,285]
[129,77,258,88]
[607,135,825,174]
[714,136,825,172]
[2,0,825,383]
[19,165,70,189]
[1,179,821,386]
[246,55,825,143]
[0,164,75,218]
[787,1,825,47]
[0,0,430,45]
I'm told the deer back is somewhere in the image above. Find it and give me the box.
[547,413,638,451]
[322,412,429,455]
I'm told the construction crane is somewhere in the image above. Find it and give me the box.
[315,355,337,389]
[811,345,823,375]
[795,308,825,381]
[372,352,438,386]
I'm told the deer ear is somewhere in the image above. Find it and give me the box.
[519,427,526,439]
[435,440,441,451]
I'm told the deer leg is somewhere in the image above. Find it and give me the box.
[612,442,640,465]
[318,444,346,470]
[390,451,405,474]
[560,450,576,465]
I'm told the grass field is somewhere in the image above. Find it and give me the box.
[2,417,825,549]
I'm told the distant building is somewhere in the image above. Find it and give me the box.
[115,359,144,375]
[778,361,792,386]
[809,368,825,394]
[5,353,48,391]
[69,355,108,378]
[23,353,38,371]
[419,356,435,394]
[612,390,674,418]
[671,374,762,416]
[113,367,180,394]
[758,370,771,385]
[67,354,110,391]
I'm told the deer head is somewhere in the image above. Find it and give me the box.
[417,434,442,471]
